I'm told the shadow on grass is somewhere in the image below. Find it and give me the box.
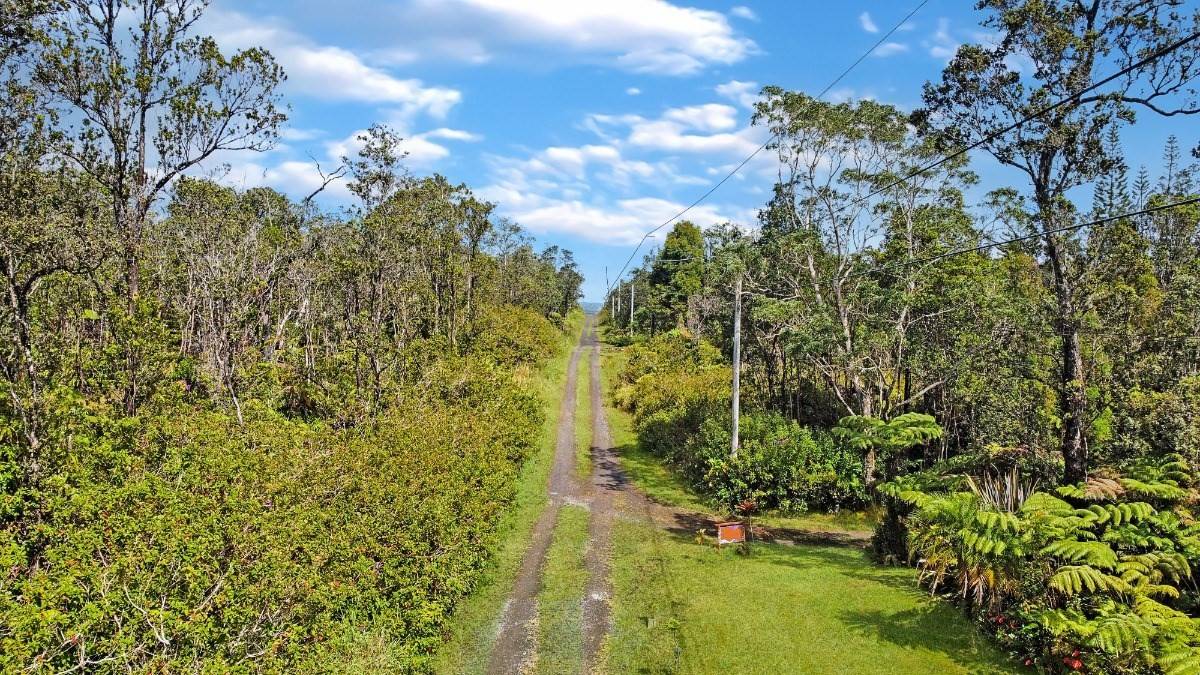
[839,606,1021,673]
[748,544,1019,672]
[612,442,707,503]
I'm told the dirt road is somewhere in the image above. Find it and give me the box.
[485,315,872,673]
[485,322,586,674]
[486,318,624,674]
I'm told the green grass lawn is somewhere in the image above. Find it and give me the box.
[536,504,591,674]
[432,310,585,674]
[604,519,1018,674]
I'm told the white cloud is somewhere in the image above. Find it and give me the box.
[872,42,910,57]
[588,104,761,157]
[715,79,759,108]
[327,127,480,167]
[925,18,959,60]
[626,87,642,96]
[280,127,325,142]
[859,11,879,34]
[424,127,483,142]
[485,192,738,244]
[663,104,739,132]
[221,159,355,201]
[730,6,757,21]
[488,143,664,189]
[218,122,479,201]
[205,10,461,117]
[409,0,757,75]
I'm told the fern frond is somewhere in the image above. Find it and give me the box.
[1020,491,1075,515]
[1092,611,1152,655]
[1122,478,1188,501]
[975,510,1020,534]
[1158,647,1200,675]
[1049,565,1131,596]
[1042,540,1119,569]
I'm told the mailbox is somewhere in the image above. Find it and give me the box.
[716,521,746,546]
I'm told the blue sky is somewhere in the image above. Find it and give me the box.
[201,1,1196,302]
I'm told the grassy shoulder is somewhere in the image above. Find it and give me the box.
[535,504,591,674]
[432,309,585,674]
[606,519,1017,674]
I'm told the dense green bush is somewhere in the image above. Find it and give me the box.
[0,311,568,673]
[612,331,866,513]
[693,413,865,512]
[883,455,1200,674]
[465,304,563,368]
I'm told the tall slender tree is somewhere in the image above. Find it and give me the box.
[915,0,1200,483]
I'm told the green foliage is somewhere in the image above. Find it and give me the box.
[611,331,866,513]
[0,20,587,664]
[0,313,570,672]
[886,454,1200,673]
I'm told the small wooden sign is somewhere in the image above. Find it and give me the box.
[716,521,746,546]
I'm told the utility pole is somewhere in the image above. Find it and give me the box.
[731,276,742,458]
[628,281,638,336]
[606,267,613,320]
[616,282,621,319]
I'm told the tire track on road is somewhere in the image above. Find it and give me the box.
[487,318,588,674]
[582,322,615,671]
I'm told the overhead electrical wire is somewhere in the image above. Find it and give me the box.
[845,195,1200,281]
[643,196,1200,286]
[603,25,1200,302]
[601,0,932,297]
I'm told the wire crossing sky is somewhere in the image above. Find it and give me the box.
[207,1,1199,301]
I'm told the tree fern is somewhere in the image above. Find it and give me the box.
[1159,649,1200,675]
[1049,564,1131,596]
[1042,540,1119,569]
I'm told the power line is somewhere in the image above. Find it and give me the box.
[845,195,1200,281]
[601,0,931,299]
[608,196,1200,308]
[832,29,1200,222]
[604,26,1200,303]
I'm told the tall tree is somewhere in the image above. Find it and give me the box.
[35,0,286,412]
[0,0,58,154]
[915,0,1200,483]
[647,220,704,331]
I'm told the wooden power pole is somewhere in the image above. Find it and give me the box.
[731,276,742,457]
[629,282,635,337]
[606,267,614,320]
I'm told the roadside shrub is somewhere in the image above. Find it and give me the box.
[692,412,865,513]
[883,454,1200,674]
[612,331,865,514]
[466,304,562,367]
[0,309,567,673]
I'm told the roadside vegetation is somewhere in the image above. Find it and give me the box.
[2,0,1199,672]
[599,358,1014,673]
[0,3,585,671]
[601,3,1200,673]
